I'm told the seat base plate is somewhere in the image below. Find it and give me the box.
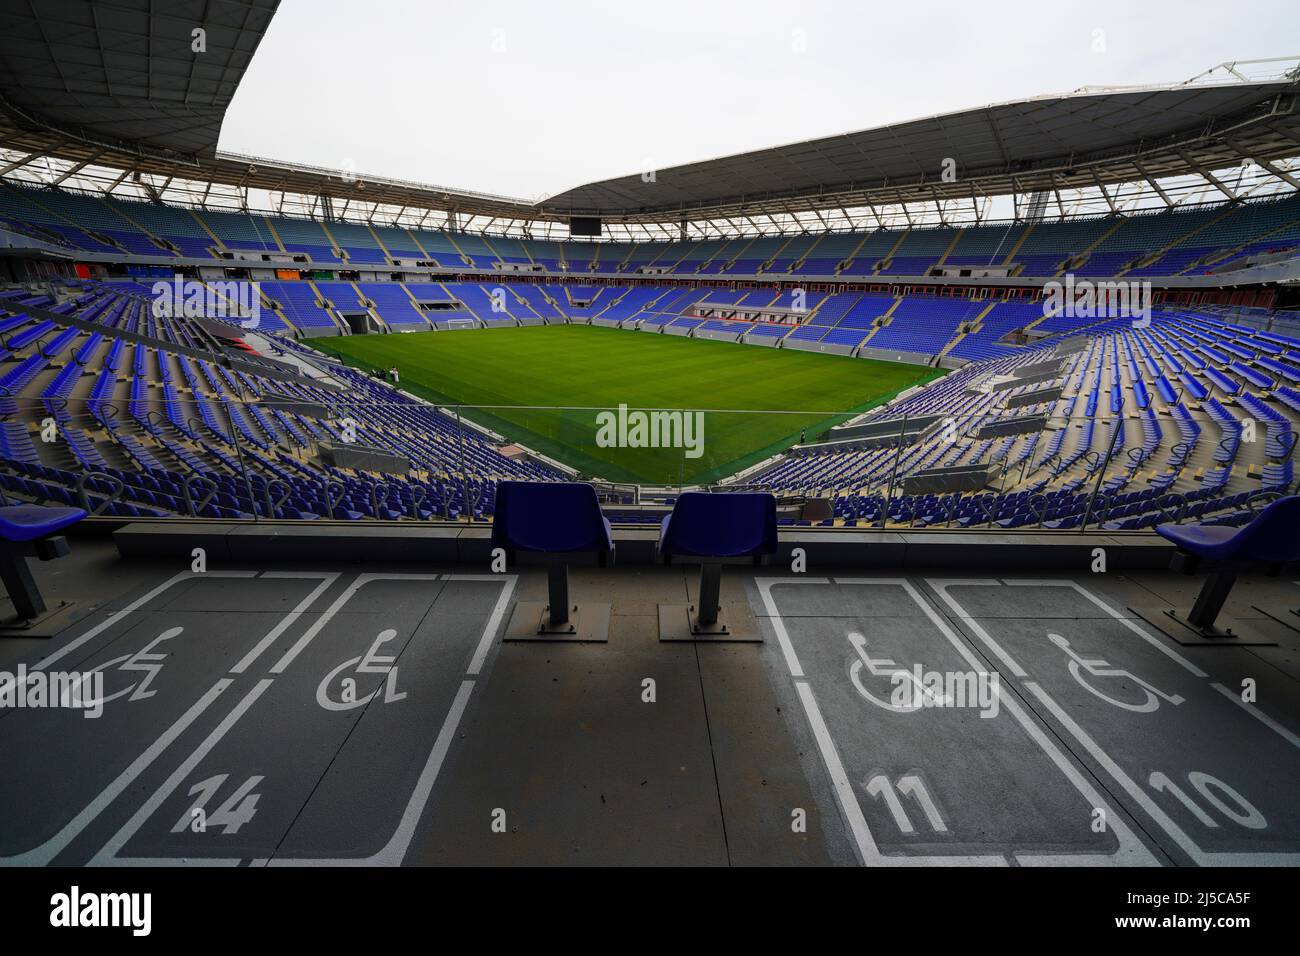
[658,604,761,643]
[1130,607,1279,646]
[503,602,610,642]
[0,600,83,639]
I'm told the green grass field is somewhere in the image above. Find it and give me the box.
[304,325,942,484]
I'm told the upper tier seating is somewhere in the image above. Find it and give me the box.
[1,183,1295,279]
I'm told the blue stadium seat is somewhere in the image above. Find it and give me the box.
[491,481,613,556]
[1158,496,1300,564]
[1150,496,1300,640]
[658,492,777,639]
[492,481,613,638]
[0,503,86,630]
[0,504,85,542]
[659,491,778,560]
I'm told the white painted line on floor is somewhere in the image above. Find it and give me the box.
[756,577,830,678]
[854,577,1154,866]
[6,569,358,866]
[927,579,1028,678]
[269,573,442,673]
[834,577,996,677]
[1004,579,1206,677]
[230,572,340,674]
[35,571,256,671]
[1005,579,1298,749]
[2,679,234,866]
[1026,680,1300,867]
[356,679,475,866]
[797,656,1005,865]
[936,579,1300,865]
[755,576,1149,865]
[993,682,1157,866]
[97,573,518,866]
[7,570,375,864]
[795,681,893,866]
[273,576,517,865]
[1211,682,1300,751]
[451,574,517,676]
[90,679,274,866]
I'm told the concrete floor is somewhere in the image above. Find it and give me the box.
[1,541,1297,866]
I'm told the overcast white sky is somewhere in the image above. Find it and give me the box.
[218,0,1300,200]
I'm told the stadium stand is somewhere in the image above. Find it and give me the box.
[7,0,1300,875]
[3,182,1298,281]
[0,272,1294,537]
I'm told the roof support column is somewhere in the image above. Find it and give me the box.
[1230,149,1300,191]
[1089,168,1118,215]
[0,152,38,177]
[1177,150,1239,202]
[1133,160,1175,208]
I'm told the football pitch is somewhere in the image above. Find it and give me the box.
[304,325,943,484]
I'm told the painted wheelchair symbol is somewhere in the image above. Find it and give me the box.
[316,629,407,712]
[83,626,183,706]
[1048,633,1184,713]
[847,631,947,713]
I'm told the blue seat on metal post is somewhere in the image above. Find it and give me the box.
[657,491,777,640]
[0,503,86,633]
[1149,496,1300,641]
[492,481,613,640]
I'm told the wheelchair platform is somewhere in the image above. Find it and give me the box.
[1,540,1297,866]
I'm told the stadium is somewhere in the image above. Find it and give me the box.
[0,0,1298,890]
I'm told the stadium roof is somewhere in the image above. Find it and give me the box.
[538,72,1300,221]
[0,2,1296,233]
[0,0,278,158]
